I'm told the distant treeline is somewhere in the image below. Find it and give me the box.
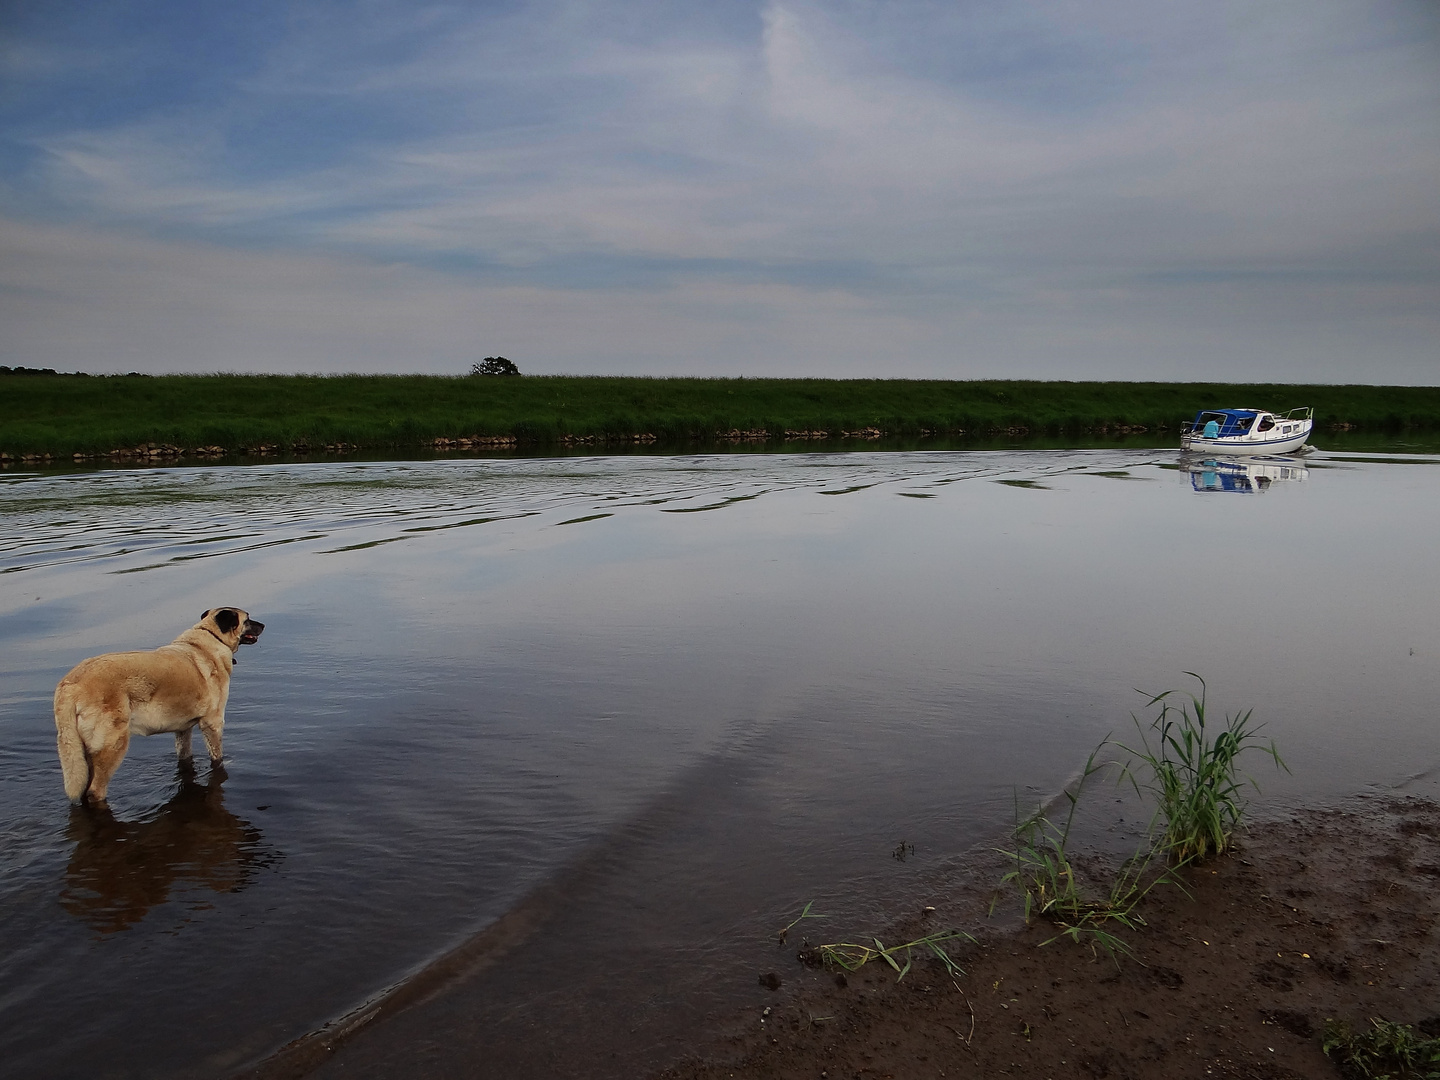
[3,372,1439,460]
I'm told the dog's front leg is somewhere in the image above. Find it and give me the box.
[199,716,224,764]
[175,726,194,761]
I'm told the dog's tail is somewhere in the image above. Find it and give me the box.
[54,682,91,805]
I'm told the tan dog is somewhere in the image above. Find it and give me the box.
[54,608,264,805]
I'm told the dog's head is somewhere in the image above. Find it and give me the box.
[200,608,265,650]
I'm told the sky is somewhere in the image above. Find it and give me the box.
[1,0,1437,381]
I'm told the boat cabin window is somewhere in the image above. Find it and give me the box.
[1257,416,1275,431]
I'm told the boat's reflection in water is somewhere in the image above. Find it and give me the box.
[60,765,279,934]
[1184,455,1310,494]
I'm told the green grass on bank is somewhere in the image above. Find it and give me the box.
[4,373,1440,457]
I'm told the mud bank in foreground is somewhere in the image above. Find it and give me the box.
[658,794,1440,1080]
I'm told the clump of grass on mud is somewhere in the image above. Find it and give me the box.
[778,901,973,982]
[1121,674,1288,861]
[803,929,975,982]
[997,746,1186,957]
[996,676,1286,955]
[1323,1017,1440,1079]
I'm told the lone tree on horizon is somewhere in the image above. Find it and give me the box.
[471,356,521,376]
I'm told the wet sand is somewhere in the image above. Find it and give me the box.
[659,794,1440,1080]
[237,793,1440,1080]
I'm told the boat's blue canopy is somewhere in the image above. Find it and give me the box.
[1192,409,1261,437]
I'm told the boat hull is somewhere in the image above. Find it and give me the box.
[1180,423,1312,456]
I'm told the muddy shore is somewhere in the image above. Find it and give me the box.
[658,794,1440,1080]
[236,793,1439,1080]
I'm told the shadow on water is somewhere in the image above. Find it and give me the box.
[60,764,279,934]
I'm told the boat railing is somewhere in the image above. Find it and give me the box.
[1180,413,1226,436]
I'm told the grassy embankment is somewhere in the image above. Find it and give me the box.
[4,373,1440,460]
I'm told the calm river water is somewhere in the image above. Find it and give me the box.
[2,448,1438,1078]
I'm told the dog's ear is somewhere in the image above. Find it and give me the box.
[214,609,240,634]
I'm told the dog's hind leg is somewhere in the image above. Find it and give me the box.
[84,723,130,805]
[54,688,91,805]
[175,725,194,762]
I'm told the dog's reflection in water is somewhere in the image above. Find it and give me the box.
[61,763,279,933]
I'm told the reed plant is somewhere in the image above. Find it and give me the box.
[1322,1018,1440,1079]
[1120,675,1287,862]
[998,747,1102,926]
[810,929,974,982]
[997,746,1187,957]
[996,677,1281,955]
[783,900,972,981]
[776,899,825,945]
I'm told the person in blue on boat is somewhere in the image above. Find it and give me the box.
[1203,417,1221,438]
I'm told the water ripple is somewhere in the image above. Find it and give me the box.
[0,451,1159,576]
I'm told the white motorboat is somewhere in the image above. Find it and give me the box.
[1180,407,1313,455]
